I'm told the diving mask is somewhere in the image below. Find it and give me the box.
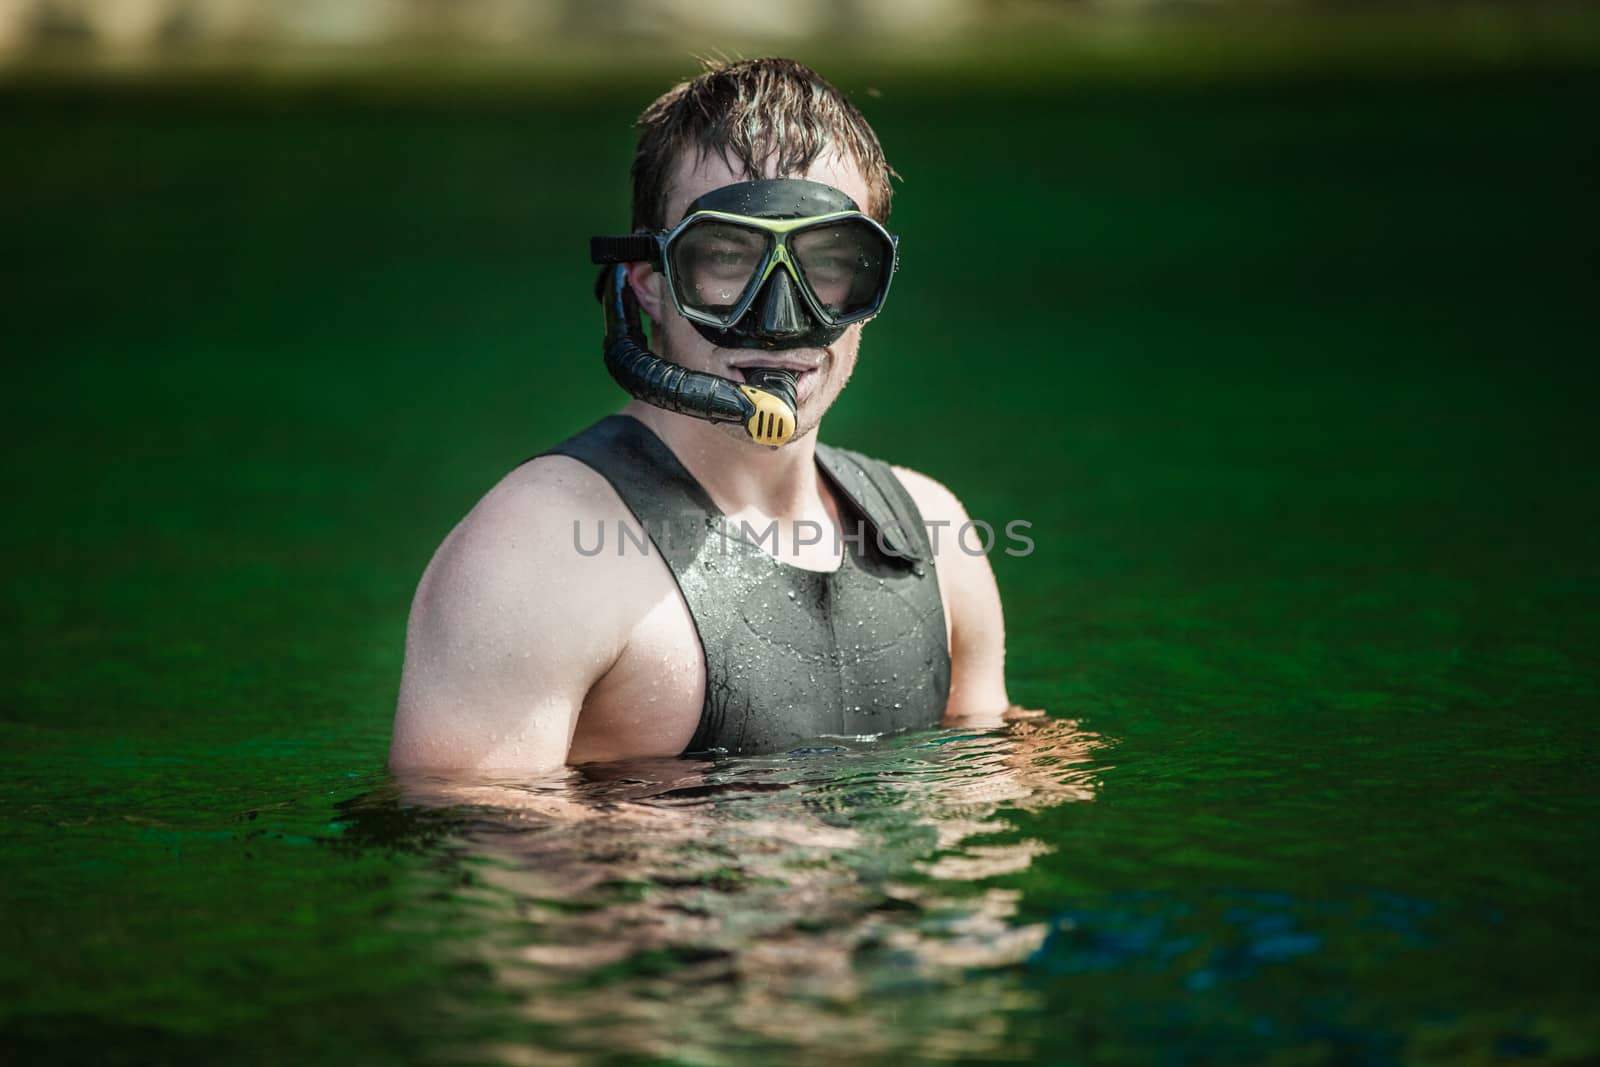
[588,179,898,447]
[592,179,898,349]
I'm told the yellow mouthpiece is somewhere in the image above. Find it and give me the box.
[739,384,796,446]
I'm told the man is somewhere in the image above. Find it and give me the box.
[390,58,1010,773]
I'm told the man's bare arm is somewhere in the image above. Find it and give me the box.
[891,465,1011,725]
[389,458,635,774]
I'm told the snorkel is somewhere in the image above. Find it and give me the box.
[596,264,802,447]
[591,179,897,449]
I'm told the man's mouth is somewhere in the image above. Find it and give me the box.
[730,360,822,402]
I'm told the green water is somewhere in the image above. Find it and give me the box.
[3,61,1598,1064]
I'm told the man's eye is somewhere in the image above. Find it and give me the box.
[808,257,853,278]
[703,246,755,266]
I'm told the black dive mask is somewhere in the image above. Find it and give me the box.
[590,179,898,446]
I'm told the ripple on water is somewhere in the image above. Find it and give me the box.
[339,715,1108,1064]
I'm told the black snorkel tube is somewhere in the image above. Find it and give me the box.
[596,265,799,447]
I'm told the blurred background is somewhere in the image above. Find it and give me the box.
[3,2,1599,1064]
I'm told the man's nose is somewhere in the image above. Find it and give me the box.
[754,270,808,339]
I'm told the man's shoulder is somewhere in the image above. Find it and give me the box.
[883,463,966,524]
[404,447,664,670]
[812,438,968,536]
[821,445,963,534]
[423,449,646,598]
[814,441,950,509]
[491,413,670,521]
[489,451,632,521]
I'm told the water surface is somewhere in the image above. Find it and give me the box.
[2,64,1597,1064]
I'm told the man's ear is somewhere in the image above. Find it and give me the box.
[625,261,666,321]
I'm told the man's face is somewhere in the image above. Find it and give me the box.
[626,148,879,446]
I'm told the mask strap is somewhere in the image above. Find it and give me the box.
[591,235,659,265]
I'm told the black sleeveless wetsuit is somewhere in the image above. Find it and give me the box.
[539,414,951,756]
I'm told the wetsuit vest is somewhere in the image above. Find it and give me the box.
[539,414,951,756]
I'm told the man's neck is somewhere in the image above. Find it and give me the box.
[621,400,828,521]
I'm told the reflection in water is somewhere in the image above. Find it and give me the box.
[344,713,1107,1064]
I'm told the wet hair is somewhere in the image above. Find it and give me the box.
[631,57,896,232]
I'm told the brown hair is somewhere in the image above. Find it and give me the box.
[630,57,896,232]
